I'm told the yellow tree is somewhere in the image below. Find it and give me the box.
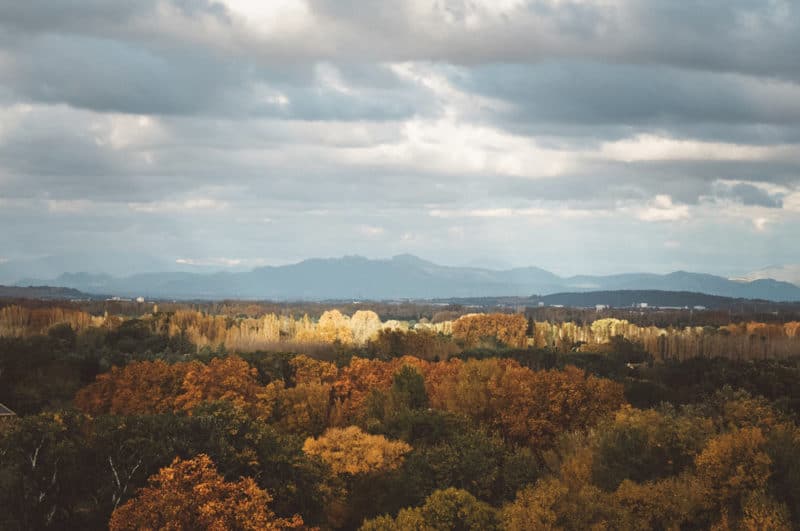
[452,313,528,348]
[303,426,411,476]
[317,310,354,344]
[349,310,382,346]
[695,427,772,512]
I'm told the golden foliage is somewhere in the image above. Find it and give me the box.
[109,454,303,531]
[0,305,100,337]
[452,313,529,348]
[302,426,411,475]
[317,310,354,344]
[275,382,332,435]
[291,355,338,385]
[695,427,772,507]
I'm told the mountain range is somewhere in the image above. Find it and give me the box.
[11,254,800,302]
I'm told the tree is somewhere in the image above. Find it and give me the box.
[303,426,411,476]
[591,406,712,491]
[350,310,382,346]
[361,488,500,531]
[109,454,303,530]
[74,359,188,415]
[317,310,354,344]
[452,313,529,348]
[274,381,332,435]
[428,359,624,450]
[390,365,429,411]
[695,427,772,513]
[0,412,88,529]
[175,356,273,418]
[290,354,338,385]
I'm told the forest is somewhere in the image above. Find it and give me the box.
[2,303,800,530]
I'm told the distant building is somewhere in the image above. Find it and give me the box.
[537,302,545,307]
[0,402,16,418]
[595,304,607,311]
[693,305,707,310]
[136,296,145,303]
[637,302,649,308]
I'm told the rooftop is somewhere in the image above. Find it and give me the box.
[0,403,16,416]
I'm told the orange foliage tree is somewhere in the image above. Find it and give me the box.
[428,359,625,449]
[75,359,189,415]
[175,356,273,418]
[75,356,275,418]
[108,454,303,531]
[452,313,529,348]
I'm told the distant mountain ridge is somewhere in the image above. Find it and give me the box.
[0,285,97,300]
[14,254,800,302]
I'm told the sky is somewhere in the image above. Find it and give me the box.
[1,0,799,278]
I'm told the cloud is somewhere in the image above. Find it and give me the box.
[128,198,229,213]
[635,195,691,222]
[753,217,771,232]
[712,181,784,208]
[0,0,799,278]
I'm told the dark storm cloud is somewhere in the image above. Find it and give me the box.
[0,32,432,119]
[302,0,800,80]
[452,62,800,132]
[713,182,785,208]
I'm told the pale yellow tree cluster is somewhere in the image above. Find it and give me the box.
[532,318,800,361]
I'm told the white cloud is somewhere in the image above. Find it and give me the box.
[753,217,771,231]
[175,257,243,267]
[600,135,800,162]
[635,195,690,222]
[128,198,229,213]
[358,225,385,237]
[47,199,93,213]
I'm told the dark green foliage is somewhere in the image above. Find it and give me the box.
[630,357,800,415]
[391,365,429,411]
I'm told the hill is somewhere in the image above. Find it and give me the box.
[15,255,800,302]
[0,285,97,300]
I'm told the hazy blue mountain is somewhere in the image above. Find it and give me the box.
[14,255,800,302]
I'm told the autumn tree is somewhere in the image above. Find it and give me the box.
[331,357,429,424]
[75,359,188,415]
[695,427,772,515]
[175,356,273,418]
[361,488,500,531]
[317,310,354,344]
[591,405,713,490]
[273,380,332,435]
[75,356,277,418]
[290,354,338,385]
[349,310,382,346]
[428,359,625,450]
[452,313,528,348]
[109,454,303,530]
[303,426,411,476]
